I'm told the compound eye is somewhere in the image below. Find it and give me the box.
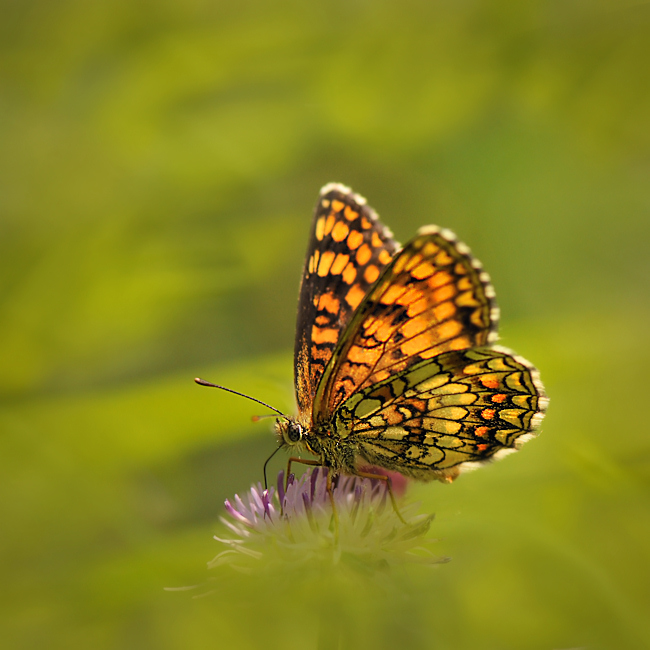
[287,423,302,443]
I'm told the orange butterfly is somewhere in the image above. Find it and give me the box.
[273,183,547,484]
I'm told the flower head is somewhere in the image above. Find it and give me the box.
[210,467,446,576]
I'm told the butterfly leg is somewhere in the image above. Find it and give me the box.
[283,457,322,515]
[354,470,408,525]
[285,457,321,487]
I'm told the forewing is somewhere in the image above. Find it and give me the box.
[315,226,498,422]
[333,347,547,481]
[294,183,399,422]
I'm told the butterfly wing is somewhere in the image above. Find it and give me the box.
[333,347,547,481]
[314,226,499,422]
[294,184,399,423]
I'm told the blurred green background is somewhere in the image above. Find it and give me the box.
[2,0,650,648]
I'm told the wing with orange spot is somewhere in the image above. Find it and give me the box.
[314,226,499,421]
[294,183,399,422]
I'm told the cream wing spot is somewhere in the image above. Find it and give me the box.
[419,447,445,465]
[355,398,383,418]
[382,426,408,440]
[405,446,423,460]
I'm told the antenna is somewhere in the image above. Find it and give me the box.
[194,378,288,419]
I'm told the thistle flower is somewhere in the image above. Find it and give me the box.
[210,467,447,576]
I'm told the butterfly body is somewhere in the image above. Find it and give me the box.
[276,184,547,483]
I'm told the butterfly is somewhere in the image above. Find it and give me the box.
[274,183,547,484]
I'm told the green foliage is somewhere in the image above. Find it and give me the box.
[1,1,649,648]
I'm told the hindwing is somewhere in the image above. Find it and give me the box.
[333,347,547,481]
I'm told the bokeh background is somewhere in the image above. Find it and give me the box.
[2,1,650,648]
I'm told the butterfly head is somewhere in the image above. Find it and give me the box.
[275,418,305,447]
